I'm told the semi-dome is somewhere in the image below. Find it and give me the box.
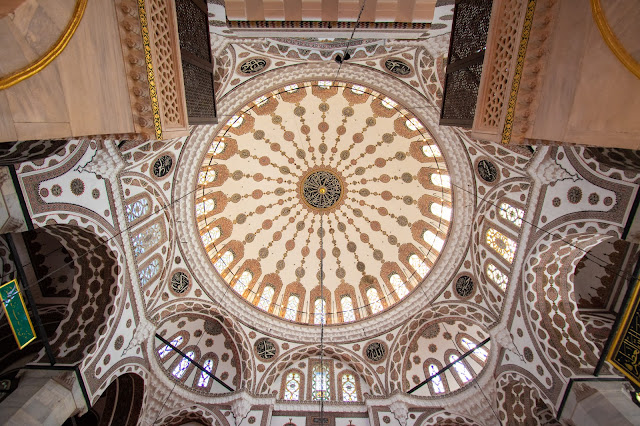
[195,81,452,325]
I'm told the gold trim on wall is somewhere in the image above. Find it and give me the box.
[607,276,640,387]
[590,0,640,80]
[137,0,163,140]
[0,0,88,90]
[501,0,536,145]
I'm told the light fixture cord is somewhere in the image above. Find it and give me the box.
[333,0,367,81]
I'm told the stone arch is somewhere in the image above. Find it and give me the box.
[495,372,560,425]
[523,230,616,378]
[156,405,225,426]
[150,302,254,391]
[256,344,384,398]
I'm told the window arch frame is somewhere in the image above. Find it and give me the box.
[308,360,334,401]
[280,282,306,322]
[444,349,476,388]
[422,358,450,396]
[156,330,189,361]
[124,193,153,226]
[257,284,276,311]
[168,345,201,383]
[484,225,518,265]
[484,260,510,292]
[456,334,489,366]
[496,198,526,231]
[337,370,361,402]
[358,276,388,315]
[192,352,219,392]
[138,254,162,287]
[280,368,305,401]
[131,217,166,261]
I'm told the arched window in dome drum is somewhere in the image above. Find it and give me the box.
[314,298,326,325]
[139,258,160,287]
[486,263,508,291]
[341,295,356,322]
[422,144,442,158]
[366,287,384,314]
[449,354,473,383]
[227,115,244,128]
[257,285,275,311]
[284,294,300,321]
[461,337,488,362]
[284,84,299,93]
[318,80,333,88]
[312,363,330,400]
[209,141,225,155]
[196,199,216,217]
[430,203,451,221]
[423,230,445,252]
[430,173,451,188]
[409,254,429,278]
[429,364,445,394]
[233,270,253,294]
[498,202,524,227]
[255,96,268,106]
[390,273,409,298]
[158,335,183,358]
[172,351,194,379]
[486,228,517,263]
[214,251,234,273]
[350,84,366,94]
[405,118,423,130]
[201,227,221,247]
[197,359,214,387]
[341,373,358,401]
[125,196,150,223]
[198,169,217,185]
[284,371,301,400]
[381,97,397,109]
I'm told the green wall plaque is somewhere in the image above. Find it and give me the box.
[608,277,640,386]
[0,279,36,349]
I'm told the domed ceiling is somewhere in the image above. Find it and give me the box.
[195,81,452,325]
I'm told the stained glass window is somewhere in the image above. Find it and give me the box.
[196,199,216,217]
[312,364,330,400]
[341,296,356,323]
[430,203,452,221]
[318,81,333,88]
[429,364,445,394]
[227,115,244,128]
[461,338,488,362]
[314,298,326,325]
[172,351,194,379]
[351,85,366,94]
[158,335,183,358]
[390,273,409,299]
[198,170,217,185]
[341,373,358,401]
[132,223,161,257]
[486,228,517,263]
[381,97,397,109]
[409,254,429,278]
[284,295,300,321]
[233,270,253,294]
[201,227,221,247]
[139,258,160,286]
[126,197,149,223]
[284,84,299,93]
[197,359,214,387]
[486,263,508,291]
[366,287,384,314]
[257,285,275,311]
[209,141,225,155]
[406,118,423,130]
[499,202,524,227]
[449,354,473,383]
[423,230,445,252]
[431,173,451,188]
[255,96,268,106]
[422,144,442,157]
[214,251,234,273]
[284,371,301,400]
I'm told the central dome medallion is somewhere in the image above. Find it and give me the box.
[196,81,452,325]
[300,168,345,211]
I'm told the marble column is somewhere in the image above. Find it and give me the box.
[0,369,86,426]
[561,380,640,426]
